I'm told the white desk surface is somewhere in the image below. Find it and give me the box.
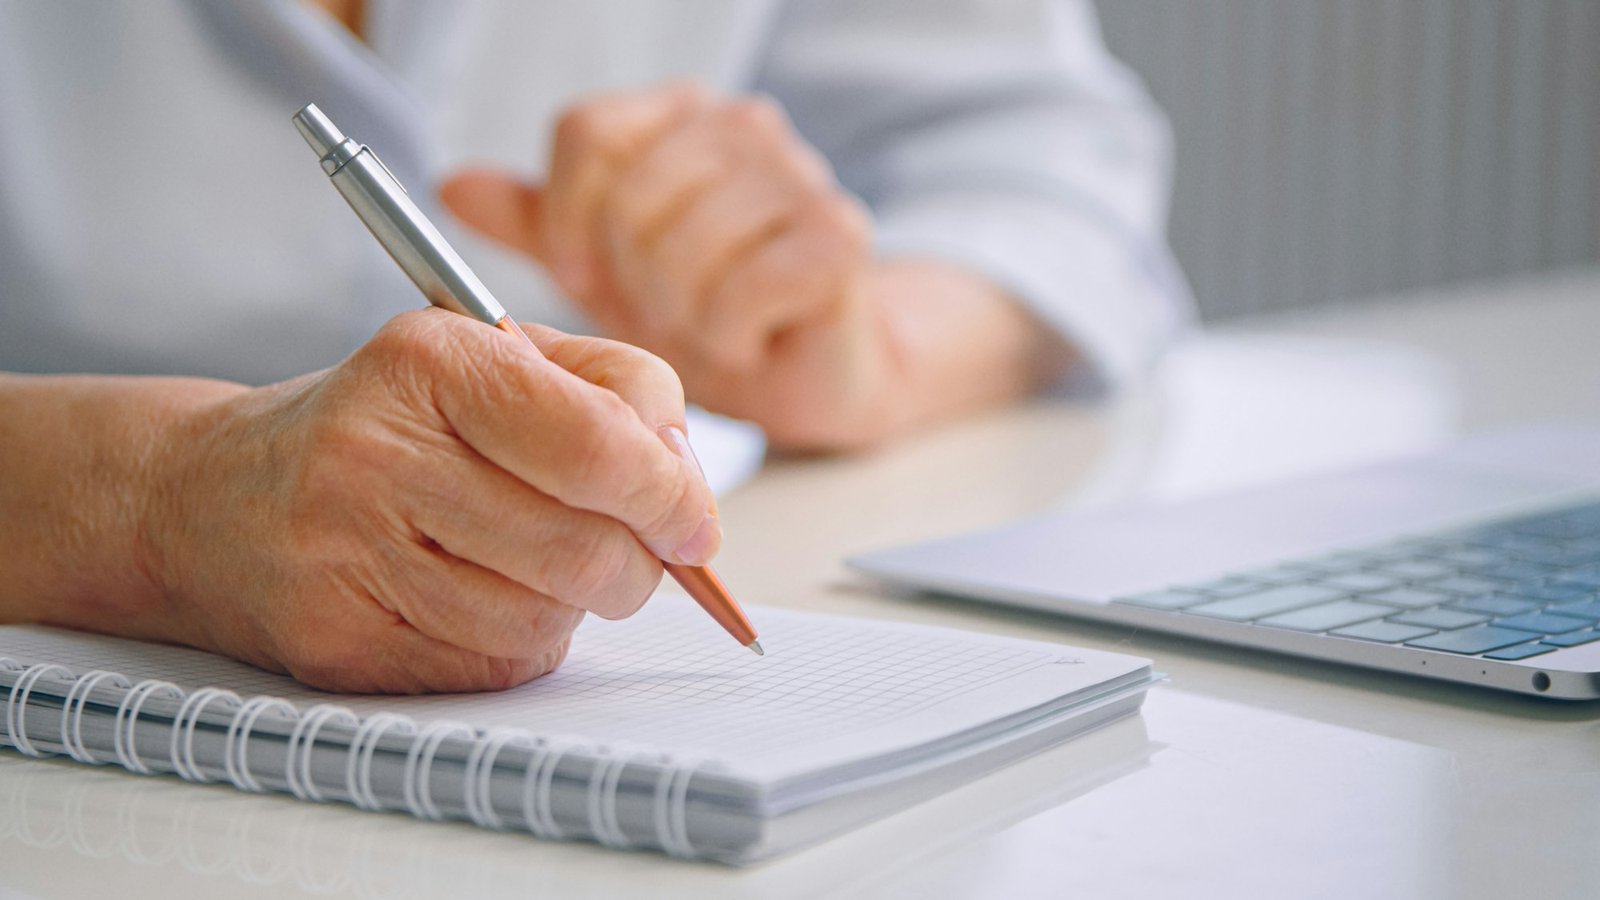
[4,268,1599,900]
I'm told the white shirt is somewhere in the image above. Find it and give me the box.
[0,0,1191,389]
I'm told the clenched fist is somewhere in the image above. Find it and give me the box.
[443,84,1066,451]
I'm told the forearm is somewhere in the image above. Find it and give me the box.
[0,373,245,636]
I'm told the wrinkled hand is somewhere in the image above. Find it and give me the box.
[441,84,902,450]
[149,309,718,693]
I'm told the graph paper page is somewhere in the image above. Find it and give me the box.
[0,600,1147,782]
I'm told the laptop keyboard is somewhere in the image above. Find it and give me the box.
[1113,500,1600,661]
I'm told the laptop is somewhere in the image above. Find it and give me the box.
[849,425,1600,700]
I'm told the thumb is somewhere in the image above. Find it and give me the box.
[439,167,550,265]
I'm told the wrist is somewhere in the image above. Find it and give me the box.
[131,378,258,641]
[0,375,250,637]
[866,258,1072,423]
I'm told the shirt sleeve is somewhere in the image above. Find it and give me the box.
[749,0,1195,391]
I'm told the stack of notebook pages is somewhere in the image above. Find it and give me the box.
[0,601,1155,863]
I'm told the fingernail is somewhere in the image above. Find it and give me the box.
[659,425,721,555]
[671,514,723,567]
[658,425,706,481]
[660,424,720,524]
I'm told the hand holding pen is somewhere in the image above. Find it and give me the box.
[60,107,745,695]
[291,104,761,659]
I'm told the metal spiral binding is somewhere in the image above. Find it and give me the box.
[113,679,182,774]
[60,670,131,764]
[586,745,635,849]
[285,703,358,801]
[652,753,704,858]
[223,696,297,793]
[1,657,722,858]
[0,658,23,750]
[169,686,242,782]
[462,728,534,830]
[401,719,474,821]
[519,736,576,840]
[5,663,71,757]
[344,711,416,811]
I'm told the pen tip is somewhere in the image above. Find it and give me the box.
[747,640,765,657]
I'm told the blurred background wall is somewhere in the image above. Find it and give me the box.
[1095,0,1600,319]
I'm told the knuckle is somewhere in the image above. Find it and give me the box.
[472,656,537,692]
[555,96,645,159]
[554,103,608,150]
[534,637,574,677]
[790,143,836,189]
[726,97,788,139]
[601,340,684,400]
[362,310,472,398]
[493,639,575,687]
[368,309,450,364]
[808,193,873,252]
[662,78,714,109]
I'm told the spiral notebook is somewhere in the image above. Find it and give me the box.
[0,601,1154,864]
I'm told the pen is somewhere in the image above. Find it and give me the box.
[291,103,763,656]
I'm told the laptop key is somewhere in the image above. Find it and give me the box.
[1557,536,1600,560]
[1298,553,1381,574]
[1405,626,1533,655]
[1377,538,1452,557]
[1482,642,1559,661]
[1378,560,1458,580]
[1364,587,1453,610]
[1540,629,1600,648]
[1422,575,1509,596]
[1551,571,1600,590]
[1552,599,1600,620]
[1185,584,1347,622]
[1318,572,1406,593]
[1331,621,1438,643]
[1236,562,1326,584]
[1509,545,1595,567]
[1448,594,1542,617]
[1188,576,1273,598]
[1494,612,1594,635]
[1389,608,1491,630]
[1256,600,1397,632]
[1508,584,1595,605]
[1115,589,1211,611]
[1432,547,1506,567]
[1462,562,1556,585]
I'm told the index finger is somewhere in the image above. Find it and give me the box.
[519,323,721,519]
[516,322,688,435]
[387,311,719,566]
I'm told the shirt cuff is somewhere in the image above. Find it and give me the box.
[872,190,1195,393]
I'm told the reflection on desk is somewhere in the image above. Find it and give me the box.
[0,718,1152,900]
